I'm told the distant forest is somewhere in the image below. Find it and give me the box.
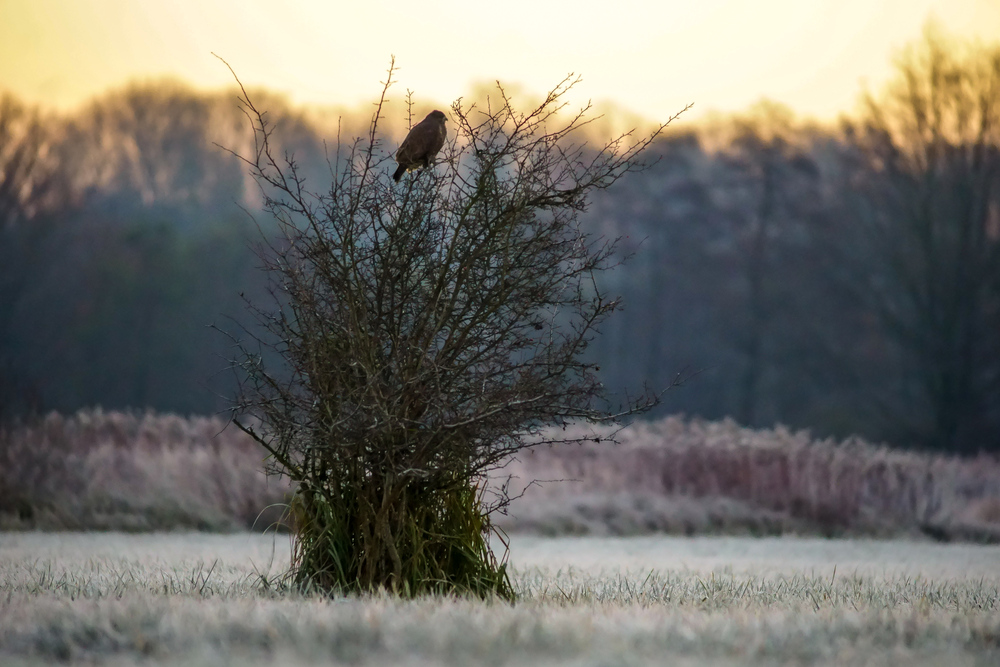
[1,30,998,453]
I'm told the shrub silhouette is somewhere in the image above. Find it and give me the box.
[223,60,686,598]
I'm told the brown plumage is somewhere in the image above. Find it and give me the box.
[393,110,447,182]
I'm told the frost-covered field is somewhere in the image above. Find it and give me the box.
[2,533,999,666]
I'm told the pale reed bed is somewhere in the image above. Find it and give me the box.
[2,411,999,540]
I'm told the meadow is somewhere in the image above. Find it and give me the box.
[1,532,999,665]
[2,411,999,664]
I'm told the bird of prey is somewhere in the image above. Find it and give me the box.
[393,110,447,182]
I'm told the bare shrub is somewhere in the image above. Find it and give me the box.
[220,57,687,598]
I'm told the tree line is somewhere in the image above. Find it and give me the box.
[1,29,998,452]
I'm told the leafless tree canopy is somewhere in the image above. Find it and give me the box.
[838,28,1000,449]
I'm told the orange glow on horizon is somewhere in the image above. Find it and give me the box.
[1,0,999,124]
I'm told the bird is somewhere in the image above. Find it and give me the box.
[393,110,447,182]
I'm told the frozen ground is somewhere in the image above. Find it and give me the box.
[1,532,998,666]
[506,533,1000,577]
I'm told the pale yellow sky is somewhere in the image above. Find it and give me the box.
[1,0,998,123]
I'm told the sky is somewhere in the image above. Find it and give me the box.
[1,0,999,124]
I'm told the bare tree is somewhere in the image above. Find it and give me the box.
[223,60,687,597]
[0,94,65,419]
[840,27,1000,451]
[706,103,824,426]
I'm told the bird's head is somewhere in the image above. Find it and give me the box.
[427,110,447,123]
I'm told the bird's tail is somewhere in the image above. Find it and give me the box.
[393,164,407,182]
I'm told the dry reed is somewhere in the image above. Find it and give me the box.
[2,411,998,540]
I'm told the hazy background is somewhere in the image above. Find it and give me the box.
[1,0,998,453]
